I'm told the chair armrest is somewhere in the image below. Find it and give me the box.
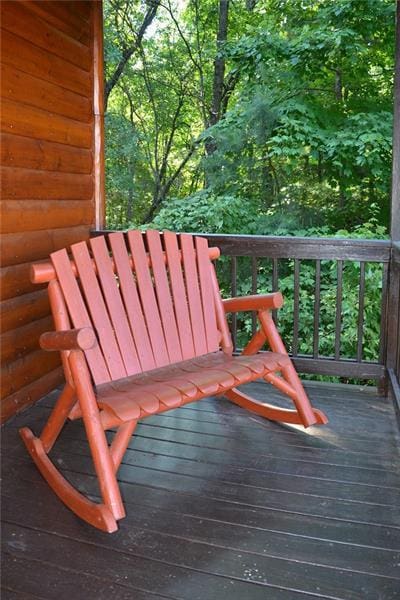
[222,292,283,313]
[40,328,96,352]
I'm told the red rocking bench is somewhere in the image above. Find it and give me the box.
[21,230,327,532]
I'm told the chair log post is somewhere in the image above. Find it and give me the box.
[39,383,77,453]
[258,310,325,426]
[110,420,137,471]
[68,350,125,521]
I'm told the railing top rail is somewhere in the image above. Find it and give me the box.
[196,233,391,262]
[93,230,391,262]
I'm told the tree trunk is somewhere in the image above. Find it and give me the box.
[205,0,229,155]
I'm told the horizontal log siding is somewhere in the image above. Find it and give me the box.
[0,0,99,422]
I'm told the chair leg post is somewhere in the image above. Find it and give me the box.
[258,310,323,427]
[40,383,76,453]
[110,420,137,471]
[69,351,126,521]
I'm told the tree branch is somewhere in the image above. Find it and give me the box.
[104,1,160,111]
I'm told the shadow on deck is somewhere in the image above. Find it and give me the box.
[1,381,400,600]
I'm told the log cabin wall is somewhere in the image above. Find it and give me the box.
[1,0,104,423]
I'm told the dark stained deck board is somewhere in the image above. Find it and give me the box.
[1,381,400,600]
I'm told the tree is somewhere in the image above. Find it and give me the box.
[104,0,395,231]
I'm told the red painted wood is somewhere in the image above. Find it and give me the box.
[210,263,233,354]
[19,427,117,532]
[163,231,195,360]
[195,236,219,353]
[127,230,169,368]
[180,234,207,356]
[50,248,109,384]
[70,241,126,381]
[90,236,141,375]
[108,233,155,372]
[146,230,182,363]
[24,230,328,533]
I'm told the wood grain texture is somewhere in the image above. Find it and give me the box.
[0,290,50,333]
[0,366,63,424]
[1,167,93,201]
[0,263,40,301]
[1,349,60,399]
[1,63,91,122]
[2,382,399,595]
[1,201,94,233]
[0,0,97,417]
[1,1,91,71]
[1,316,53,363]
[0,29,91,96]
[1,99,92,148]
[1,133,92,174]
[1,226,89,267]
[22,1,91,46]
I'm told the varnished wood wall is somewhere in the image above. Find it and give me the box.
[1,1,104,422]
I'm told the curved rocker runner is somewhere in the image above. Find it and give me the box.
[21,230,328,532]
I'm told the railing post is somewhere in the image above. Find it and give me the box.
[386,244,400,416]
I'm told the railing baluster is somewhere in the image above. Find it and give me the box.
[272,257,278,325]
[292,259,300,357]
[357,261,366,362]
[231,256,237,351]
[251,257,257,335]
[335,260,343,360]
[313,260,321,358]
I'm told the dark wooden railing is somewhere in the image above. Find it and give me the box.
[196,234,392,387]
[387,241,400,411]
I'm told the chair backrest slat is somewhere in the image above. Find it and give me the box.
[108,232,156,372]
[127,230,170,368]
[180,234,208,356]
[163,231,196,360]
[90,236,141,376]
[49,231,230,384]
[70,241,127,381]
[195,236,219,353]
[146,230,183,363]
[50,248,110,384]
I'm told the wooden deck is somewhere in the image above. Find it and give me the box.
[1,381,400,599]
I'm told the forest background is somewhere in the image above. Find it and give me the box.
[103,0,396,368]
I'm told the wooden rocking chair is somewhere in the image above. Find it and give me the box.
[21,230,327,532]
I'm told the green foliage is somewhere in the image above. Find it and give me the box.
[148,190,260,233]
[104,0,395,231]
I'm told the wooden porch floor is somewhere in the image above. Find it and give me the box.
[1,381,400,599]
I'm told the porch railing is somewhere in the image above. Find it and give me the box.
[196,234,392,387]
[94,230,397,393]
[387,241,400,410]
